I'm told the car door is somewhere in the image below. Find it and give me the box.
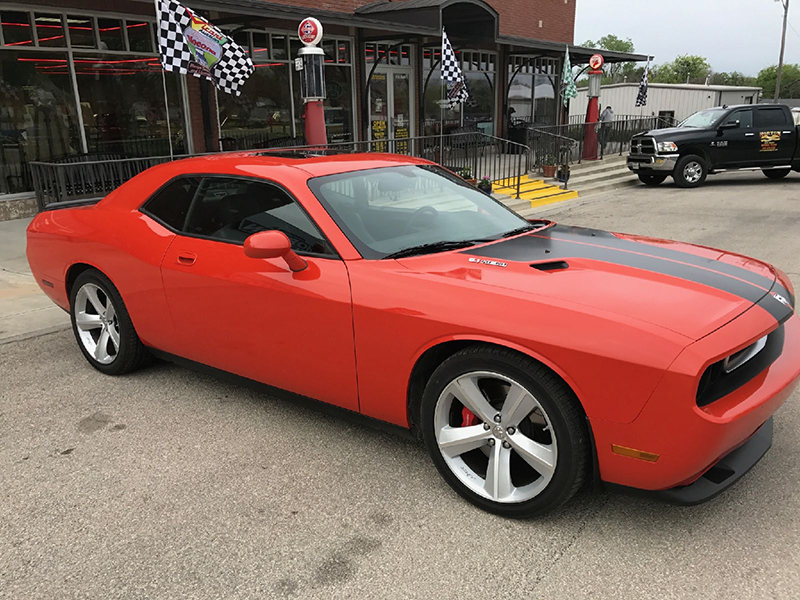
[754,106,795,166]
[714,108,755,167]
[158,175,359,412]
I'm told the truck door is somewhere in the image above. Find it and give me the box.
[754,106,795,166]
[715,108,754,167]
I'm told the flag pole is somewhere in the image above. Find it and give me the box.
[155,0,175,160]
[440,29,445,163]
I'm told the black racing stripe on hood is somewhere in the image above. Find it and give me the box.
[462,230,777,313]
[759,285,795,324]
[546,225,777,292]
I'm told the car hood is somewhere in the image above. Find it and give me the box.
[397,224,792,341]
[636,126,708,140]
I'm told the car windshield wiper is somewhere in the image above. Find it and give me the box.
[383,240,478,259]
[500,225,538,238]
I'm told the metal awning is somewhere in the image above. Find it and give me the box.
[500,35,649,64]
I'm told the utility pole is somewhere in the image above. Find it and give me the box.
[775,0,790,100]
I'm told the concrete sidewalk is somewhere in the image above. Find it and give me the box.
[0,218,69,344]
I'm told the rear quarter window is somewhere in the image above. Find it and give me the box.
[141,177,201,230]
[755,108,787,128]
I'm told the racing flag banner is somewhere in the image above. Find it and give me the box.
[156,0,254,96]
[441,29,469,109]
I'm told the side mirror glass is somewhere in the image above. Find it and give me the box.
[244,230,307,272]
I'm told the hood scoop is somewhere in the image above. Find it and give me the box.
[530,260,570,272]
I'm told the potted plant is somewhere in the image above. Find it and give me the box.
[459,167,477,186]
[541,154,557,178]
[477,176,493,194]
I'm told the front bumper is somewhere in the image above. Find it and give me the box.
[607,417,773,505]
[627,154,678,173]
[592,310,800,494]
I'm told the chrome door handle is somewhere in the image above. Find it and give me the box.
[744,133,755,137]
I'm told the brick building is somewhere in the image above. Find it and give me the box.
[0,0,643,197]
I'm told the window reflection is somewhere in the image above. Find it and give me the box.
[34,14,66,48]
[0,51,81,193]
[1,11,33,46]
[74,55,186,156]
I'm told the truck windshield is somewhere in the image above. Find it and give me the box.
[680,109,728,128]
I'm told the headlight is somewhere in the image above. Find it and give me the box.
[657,141,678,153]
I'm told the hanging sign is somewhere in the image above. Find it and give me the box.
[589,53,604,73]
[298,17,323,46]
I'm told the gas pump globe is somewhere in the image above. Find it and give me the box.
[296,17,327,145]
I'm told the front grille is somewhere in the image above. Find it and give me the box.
[696,325,785,407]
[630,137,656,156]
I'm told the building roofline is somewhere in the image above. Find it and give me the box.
[586,82,763,92]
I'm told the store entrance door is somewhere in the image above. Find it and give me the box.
[369,68,414,149]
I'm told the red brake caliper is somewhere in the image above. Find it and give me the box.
[461,407,479,427]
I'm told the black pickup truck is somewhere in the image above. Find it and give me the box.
[627,104,800,187]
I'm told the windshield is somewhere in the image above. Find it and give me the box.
[307,165,531,259]
[679,108,728,128]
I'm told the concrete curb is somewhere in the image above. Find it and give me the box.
[0,323,70,346]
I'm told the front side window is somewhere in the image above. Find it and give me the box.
[183,177,333,255]
[308,165,531,259]
[726,109,753,128]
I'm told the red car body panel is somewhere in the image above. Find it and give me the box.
[26,153,800,493]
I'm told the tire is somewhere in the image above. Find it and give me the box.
[69,269,150,375]
[420,345,590,518]
[763,168,791,180]
[638,173,668,186]
[673,154,708,188]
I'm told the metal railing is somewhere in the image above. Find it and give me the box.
[524,116,677,166]
[29,131,533,209]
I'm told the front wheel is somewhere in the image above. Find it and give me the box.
[638,173,668,186]
[673,154,708,188]
[70,269,150,375]
[420,345,589,518]
[763,168,791,180]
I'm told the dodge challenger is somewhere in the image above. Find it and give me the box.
[27,152,800,517]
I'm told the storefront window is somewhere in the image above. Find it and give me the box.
[74,55,186,157]
[98,18,125,51]
[34,14,66,48]
[219,63,294,150]
[126,21,153,53]
[66,15,96,49]
[1,12,33,47]
[508,58,559,127]
[292,65,355,144]
[0,50,81,193]
[423,66,461,136]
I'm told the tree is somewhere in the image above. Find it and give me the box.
[581,34,636,83]
[649,55,711,84]
[757,64,800,99]
[709,71,757,87]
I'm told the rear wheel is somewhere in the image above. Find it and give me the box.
[70,269,150,375]
[763,168,791,180]
[673,154,708,188]
[420,345,589,518]
[638,173,668,186]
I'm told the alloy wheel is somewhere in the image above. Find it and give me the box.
[74,283,120,365]
[683,161,703,184]
[434,371,558,503]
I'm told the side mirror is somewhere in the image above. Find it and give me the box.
[244,230,307,272]
[720,120,740,130]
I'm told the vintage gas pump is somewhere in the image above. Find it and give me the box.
[296,17,327,145]
[581,53,604,161]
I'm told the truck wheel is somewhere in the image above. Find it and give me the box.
[638,173,668,186]
[763,168,791,180]
[673,155,708,188]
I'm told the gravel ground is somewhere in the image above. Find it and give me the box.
[1,170,799,599]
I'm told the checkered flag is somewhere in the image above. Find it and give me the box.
[441,29,468,108]
[636,60,650,107]
[157,0,254,96]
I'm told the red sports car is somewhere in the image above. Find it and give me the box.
[27,152,799,517]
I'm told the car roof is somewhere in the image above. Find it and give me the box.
[164,151,433,178]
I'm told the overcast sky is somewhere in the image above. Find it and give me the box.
[574,0,800,76]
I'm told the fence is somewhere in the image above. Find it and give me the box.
[523,115,676,166]
[29,130,533,209]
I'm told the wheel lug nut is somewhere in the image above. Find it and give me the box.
[487,439,495,447]
[483,423,491,430]
[507,427,516,435]
[493,414,502,423]
[502,441,511,449]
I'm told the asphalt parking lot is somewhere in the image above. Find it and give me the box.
[2,171,799,600]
